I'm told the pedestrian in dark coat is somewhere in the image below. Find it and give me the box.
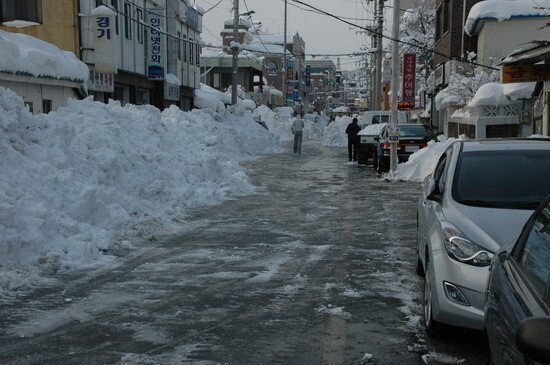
[345,118,361,162]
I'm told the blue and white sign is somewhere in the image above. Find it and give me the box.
[147,8,165,80]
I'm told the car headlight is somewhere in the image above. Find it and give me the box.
[441,222,494,267]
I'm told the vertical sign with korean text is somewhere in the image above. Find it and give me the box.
[402,53,416,103]
[147,8,165,80]
[92,6,117,74]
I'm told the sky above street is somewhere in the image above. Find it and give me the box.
[197,0,394,70]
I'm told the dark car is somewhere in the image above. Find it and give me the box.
[485,195,550,364]
[373,123,434,173]
[356,123,388,165]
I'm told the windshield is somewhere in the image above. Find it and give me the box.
[398,125,431,138]
[452,150,550,209]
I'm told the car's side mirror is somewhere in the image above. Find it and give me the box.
[515,317,550,364]
[425,178,440,201]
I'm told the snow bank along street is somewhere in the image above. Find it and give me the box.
[0,86,281,296]
[1,124,488,364]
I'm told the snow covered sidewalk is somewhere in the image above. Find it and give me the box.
[0,87,281,297]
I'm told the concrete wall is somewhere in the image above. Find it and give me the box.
[477,18,550,66]
[0,0,80,54]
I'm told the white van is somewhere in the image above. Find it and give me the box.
[358,111,408,127]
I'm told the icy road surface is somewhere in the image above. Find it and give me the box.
[0,142,487,364]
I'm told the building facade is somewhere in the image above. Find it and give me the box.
[80,0,202,110]
[0,0,80,55]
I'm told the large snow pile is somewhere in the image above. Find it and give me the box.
[0,29,88,83]
[253,106,323,142]
[465,0,550,35]
[392,135,463,182]
[273,107,294,118]
[0,86,280,297]
[194,84,230,111]
[323,116,353,147]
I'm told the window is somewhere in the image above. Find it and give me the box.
[24,101,33,113]
[452,150,550,209]
[443,0,450,34]
[177,31,181,60]
[433,155,448,193]
[189,38,194,65]
[196,44,200,66]
[182,35,187,62]
[518,202,550,298]
[136,8,143,44]
[266,61,278,76]
[42,99,52,114]
[124,2,131,40]
[0,0,42,23]
[111,0,118,35]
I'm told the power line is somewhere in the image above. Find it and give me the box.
[287,0,498,71]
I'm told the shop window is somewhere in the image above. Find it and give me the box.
[0,0,42,23]
[42,99,52,114]
[124,2,131,40]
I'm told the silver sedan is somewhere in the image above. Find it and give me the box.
[416,139,550,338]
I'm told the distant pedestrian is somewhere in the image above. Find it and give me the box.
[292,113,305,154]
[345,117,361,162]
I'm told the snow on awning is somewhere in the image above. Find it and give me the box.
[165,73,182,87]
[0,29,89,83]
[465,0,550,35]
[468,82,536,107]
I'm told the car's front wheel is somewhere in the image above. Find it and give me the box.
[424,264,442,338]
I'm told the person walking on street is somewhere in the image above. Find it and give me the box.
[292,113,305,154]
[345,117,361,162]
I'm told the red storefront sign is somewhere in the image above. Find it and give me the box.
[402,53,416,103]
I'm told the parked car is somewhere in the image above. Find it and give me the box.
[485,195,550,364]
[374,123,434,173]
[416,139,550,338]
[357,123,388,165]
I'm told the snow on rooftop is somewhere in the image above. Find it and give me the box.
[465,0,550,35]
[91,5,117,17]
[2,20,40,29]
[0,29,89,83]
[468,82,535,106]
[468,82,510,106]
[503,81,536,100]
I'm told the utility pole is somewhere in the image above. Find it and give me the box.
[231,0,239,105]
[283,0,288,106]
[389,0,401,172]
[372,0,384,111]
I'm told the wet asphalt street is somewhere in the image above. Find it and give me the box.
[0,141,488,364]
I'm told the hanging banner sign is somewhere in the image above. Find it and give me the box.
[147,8,165,80]
[92,6,117,74]
[88,66,114,92]
[402,53,416,103]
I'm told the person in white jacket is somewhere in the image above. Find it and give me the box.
[291,113,305,154]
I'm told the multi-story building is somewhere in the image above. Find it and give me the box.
[305,59,336,112]
[431,0,481,131]
[80,0,202,110]
[0,0,88,113]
